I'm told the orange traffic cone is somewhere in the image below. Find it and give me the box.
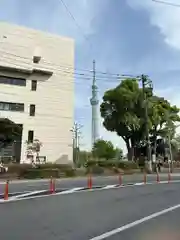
[119,173,122,185]
[52,179,56,193]
[156,172,160,183]
[50,177,53,193]
[4,180,9,200]
[168,172,171,183]
[144,171,147,184]
[88,174,92,189]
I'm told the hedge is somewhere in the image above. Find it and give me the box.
[86,160,139,169]
[3,163,76,179]
[2,161,139,179]
[21,168,60,179]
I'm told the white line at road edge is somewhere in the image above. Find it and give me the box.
[1,180,180,204]
[89,203,180,240]
[10,190,47,200]
[58,187,85,194]
[101,185,118,189]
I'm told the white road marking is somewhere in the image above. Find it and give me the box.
[0,180,180,203]
[89,203,180,240]
[10,190,47,199]
[0,180,48,185]
[59,187,85,194]
[0,191,31,196]
[134,182,144,186]
[102,185,117,189]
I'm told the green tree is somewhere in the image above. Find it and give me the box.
[149,96,180,143]
[115,147,123,160]
[100,78,180,160]
[172,134,180,150]
[171,133,180,160]
[78,150,92,167]
[92,139,117,160]
[100,79,144,160]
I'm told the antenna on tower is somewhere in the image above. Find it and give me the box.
[90,60,99,149]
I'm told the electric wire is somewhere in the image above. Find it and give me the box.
[58,0,94,56]
[152,0,180,7]
[0,57,133,85]
[0,49,127,78]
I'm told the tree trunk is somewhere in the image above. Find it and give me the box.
[126,139,133,161]
[130,138,135,161]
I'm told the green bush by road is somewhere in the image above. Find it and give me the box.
[86,160,139,169]
[2,161,140,179]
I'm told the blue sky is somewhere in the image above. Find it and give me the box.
[1,0,180,153]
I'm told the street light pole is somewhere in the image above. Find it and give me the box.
[141,74,152,171]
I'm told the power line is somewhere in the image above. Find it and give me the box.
[0,50,118,78]
[0,49,139,79]
[0,56,128,84]
[59,0,91,45]
[0,60,120,83]
[152,0,180,7]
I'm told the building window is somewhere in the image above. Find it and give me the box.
[0,75,26,86]
[31,80,37,91]
[28,130,34,143]
[29,104,35,116]
[0,101,24,112]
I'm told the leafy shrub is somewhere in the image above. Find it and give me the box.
[90,166,104,175]
[163,161,180,168]
[112,167,119,174]
[38,163,72,171]
[75,168,86,176]
[64,168,76,177]
[6,164,31,174]
[86,160,139,169]
[5,163,75,179]
[20,168,59,179]
[117,161,139,169]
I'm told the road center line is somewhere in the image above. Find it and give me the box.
[89,203,180,240]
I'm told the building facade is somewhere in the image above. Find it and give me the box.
[0,22,74,164]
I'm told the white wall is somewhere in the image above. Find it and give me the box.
[0,22,74,163]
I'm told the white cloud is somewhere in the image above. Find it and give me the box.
[127,0,180,50]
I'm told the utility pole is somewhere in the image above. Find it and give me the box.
[165,115,173,173]
[167,121,173,162]
[71,123,82,166]
[141,75,153,171]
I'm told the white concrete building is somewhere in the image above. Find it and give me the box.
[0,22,74,164]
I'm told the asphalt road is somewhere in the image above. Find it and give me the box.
[1,173,180,194]
[0,182,180,239]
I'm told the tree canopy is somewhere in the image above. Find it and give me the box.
[92,139,122,160]
[100,78,180,160]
